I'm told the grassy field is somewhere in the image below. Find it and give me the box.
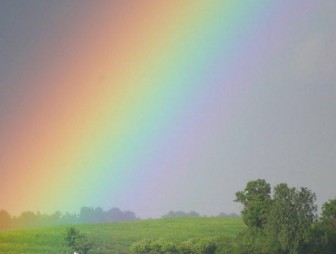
[0,217,245,254]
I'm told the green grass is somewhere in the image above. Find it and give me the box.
[0,217,245,254]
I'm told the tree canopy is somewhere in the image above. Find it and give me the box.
[235,179,321,254]
[234,179,272,228]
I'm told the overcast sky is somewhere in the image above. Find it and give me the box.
[0,1,335,218]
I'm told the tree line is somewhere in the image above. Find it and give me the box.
[0,206,137,230]
[161,211,239,219]
[128,179,336,254]
[232,179,336,254]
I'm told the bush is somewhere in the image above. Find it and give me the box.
[178,239,194,254]
[64,227,93,254]
[130,239,177,254]
[130,239,153,254]
[130,238,216,254]
[151,239,177,254]
[214,235,235,254]
[234,229,268,254]
[178,238,216,254]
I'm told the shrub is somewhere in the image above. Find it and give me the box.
[64,227,93,254]
[214,235,235,254]
[178,238,216,254]
[178,239,195,254]
[130,238,216,254]
[130,239,178,254]
[150,239,177,254]
[130,239,153,254]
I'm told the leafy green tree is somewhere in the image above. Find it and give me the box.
[265,183,317,254]
[312,198,336,254]
[321,198,336,227]
[234,227,272,254]
[235,179,272,228]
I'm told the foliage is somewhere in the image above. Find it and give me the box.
[64,227,93,254]
[0,210,11,230]
[2,179,333,254]
[162,211,200,218]
[265,184,317,254]
[308,198,336,254]
[130,238,217,254]
[321,198,336,226]
[213,234,235,254]
[235,179,321,254]
[178,238,216,254]
[0,207,137,230]
[234,228,270,254]
[235,179,272,228]
[130,239,177,254]
[130,239,153,254]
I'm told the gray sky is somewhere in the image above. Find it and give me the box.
[0,1,335,218]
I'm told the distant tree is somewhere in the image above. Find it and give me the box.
[79,207,95,223]
[17,211,38,227]
[0,210,11,229]
[162,211,200,218]
[234,179,272,228]
[108,208,136,221]
[122,210,137,221]
[228,213,240,218]
[93,207,104,223]
[217,212,228,217]
[217,212,239,218]
[265,183,317,254]
[61,212,78,224]
[188,211,200,217]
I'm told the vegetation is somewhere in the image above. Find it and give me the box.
[161,211,200,218]
[0,179,335,253]
[234,179,272,229]
[0,217,244,254]
[233,179,336,254]
[64,227,93,254]
[0,207,137,230]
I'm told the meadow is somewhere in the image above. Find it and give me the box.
[0,217,244,254]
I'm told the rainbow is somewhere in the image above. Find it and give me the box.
[1,1,300,217]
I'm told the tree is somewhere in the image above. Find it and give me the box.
[64,227,93,254]
[321,198,336,227]
[17,211,38,227]
[79,207,95,223]
[0,210,11,230]
[235,179,272,228]
[312,198,336,254]
[265,183,317,254]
